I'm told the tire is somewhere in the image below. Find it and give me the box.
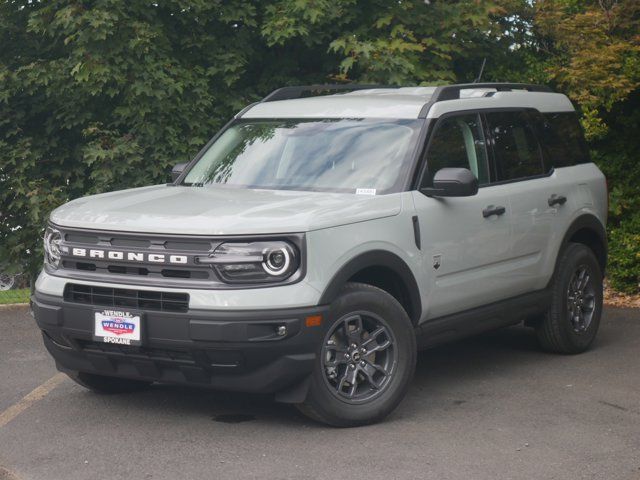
[536,243,603,354]
[297,282,416,427]
[67,371,152,394]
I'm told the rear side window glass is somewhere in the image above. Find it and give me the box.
[540,112,591,167]
[422,113,490,187]
[486,111,545,182]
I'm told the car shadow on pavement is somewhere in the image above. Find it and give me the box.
[410,325,551,391]
[68,324,556,428]
[69,316,631,429]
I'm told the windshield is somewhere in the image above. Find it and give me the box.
[181,118,423,194]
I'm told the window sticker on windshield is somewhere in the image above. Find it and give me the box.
[356,188,377,196]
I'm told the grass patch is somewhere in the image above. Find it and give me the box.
[0,288,30,305]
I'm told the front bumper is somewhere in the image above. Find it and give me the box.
[32,291,328,395]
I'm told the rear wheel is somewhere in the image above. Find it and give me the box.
[536,243,603,354]
[297,282,416,427]
[67,371,152,394]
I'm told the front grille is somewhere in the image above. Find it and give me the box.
[58,227,222,287]
[60,261,210,280]
[52,225,304,289]
[64,284,189,312]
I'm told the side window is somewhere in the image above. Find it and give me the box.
[540,112,591,168]
[422,113,489,187]
[486,111,545,182]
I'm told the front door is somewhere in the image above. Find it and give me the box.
[412,112,512,319]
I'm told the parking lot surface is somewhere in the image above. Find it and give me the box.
[1,305,638,480]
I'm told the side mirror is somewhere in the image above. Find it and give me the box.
[420,168,478,197]
[171,163,187,182]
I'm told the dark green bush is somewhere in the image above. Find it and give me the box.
[607,214,640,294]
[591,95,640,294]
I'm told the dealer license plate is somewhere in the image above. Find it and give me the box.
[94,309,142,346]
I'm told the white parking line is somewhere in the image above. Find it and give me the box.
[0,373,66,429]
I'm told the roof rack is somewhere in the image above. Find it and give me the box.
[430,82,553,102]
[416,82,554,118]
[262,84,391,102]
[257,82,554,118]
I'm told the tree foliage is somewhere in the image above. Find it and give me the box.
[0,0,638,292]
[535,0,640,139]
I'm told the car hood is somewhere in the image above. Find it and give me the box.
[50,185,403,235]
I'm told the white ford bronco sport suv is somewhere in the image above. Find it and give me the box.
[33,83,607,426]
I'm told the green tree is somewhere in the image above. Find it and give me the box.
[0,0,513,278]
[535,0,640,138]
[1,0,639,293]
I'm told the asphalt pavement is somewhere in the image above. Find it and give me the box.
[1,304,638,480]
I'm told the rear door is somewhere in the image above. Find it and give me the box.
[533,111,599,285]
[412,112,513,319]
[483,109,560,295]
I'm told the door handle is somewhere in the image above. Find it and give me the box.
[548,194,567,207]
[482,205,506,218]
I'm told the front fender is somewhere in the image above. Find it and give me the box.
[318,249,422,324]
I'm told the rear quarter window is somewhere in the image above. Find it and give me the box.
[540,112,591,168]
[486,111,545,182]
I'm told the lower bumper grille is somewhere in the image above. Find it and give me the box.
[78,340,197,365]
[76,340,243,369]
[64,284,189,313]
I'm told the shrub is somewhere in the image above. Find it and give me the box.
[607,214,640,294]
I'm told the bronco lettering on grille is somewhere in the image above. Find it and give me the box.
[71,248,188,264]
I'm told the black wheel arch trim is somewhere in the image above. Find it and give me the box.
[318,250,422,325]
[556,214,607,274]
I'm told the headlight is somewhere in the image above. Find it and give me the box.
[202,241,299,284]
[44,226,63,269]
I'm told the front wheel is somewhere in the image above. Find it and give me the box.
[536,243,604,354]
[297,282,416,427]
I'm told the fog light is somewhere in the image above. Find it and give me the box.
[276,325,287,336]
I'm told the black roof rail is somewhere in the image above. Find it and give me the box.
[417,82,554,118]
[430,82,553,102]
[262,84,393,102]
